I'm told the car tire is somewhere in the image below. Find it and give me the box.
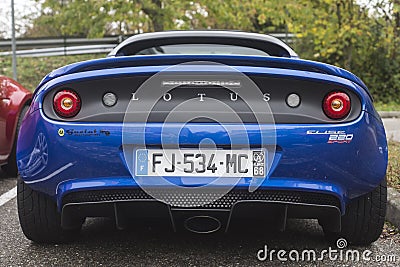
[2,105,29,177]
[17,177,81,243]
[322,177,387,246]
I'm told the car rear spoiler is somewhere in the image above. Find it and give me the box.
[36,55,369,98]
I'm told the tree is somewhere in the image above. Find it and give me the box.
[25,0,109,37]
[25,0,209,37]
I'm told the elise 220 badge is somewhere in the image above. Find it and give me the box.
[307,130,354,144]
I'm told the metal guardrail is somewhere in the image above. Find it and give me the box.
[0,36,121,50]
[0,44,115,57]
[0,33,295,57]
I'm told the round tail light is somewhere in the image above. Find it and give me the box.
[53,89,81,118]
[323,91,351,119]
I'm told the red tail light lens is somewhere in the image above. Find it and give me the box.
[53,90,81,118]
[323,91,351,119]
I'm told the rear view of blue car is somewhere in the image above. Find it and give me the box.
[16,31,387,245]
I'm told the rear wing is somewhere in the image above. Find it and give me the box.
[107,31,298,58]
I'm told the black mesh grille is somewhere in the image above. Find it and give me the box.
[62,189,341,209]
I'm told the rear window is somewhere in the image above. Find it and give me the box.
[135,44,269,56]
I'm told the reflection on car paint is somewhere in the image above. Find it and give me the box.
[25,162,74,185]
[18,132,48,177]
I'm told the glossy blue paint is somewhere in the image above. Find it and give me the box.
[17,109,387,211]
[17,55,388,216]
[36,55,368,94]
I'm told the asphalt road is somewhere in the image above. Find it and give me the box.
[0,118,399,267]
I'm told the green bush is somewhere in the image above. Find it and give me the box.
[0,54,103,91]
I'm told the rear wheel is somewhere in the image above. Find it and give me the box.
[322,178,387,245]
[2,105,29,176]
[17,177,81,243]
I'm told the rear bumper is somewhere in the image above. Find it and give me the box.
[61,188,342,233]
[56,176,345,212]
[17,108,387,218]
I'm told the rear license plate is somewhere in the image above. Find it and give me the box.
[135,149,266,177]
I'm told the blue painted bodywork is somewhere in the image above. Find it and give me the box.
[17,55,388,215]
[36,55,368,93]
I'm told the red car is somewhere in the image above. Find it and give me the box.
[0,76,32,176]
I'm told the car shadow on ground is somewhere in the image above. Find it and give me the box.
[77,217,326,247]
[0,169,10,179]
[27,218,343,265]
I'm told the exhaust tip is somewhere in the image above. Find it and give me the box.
[184,216,221,234]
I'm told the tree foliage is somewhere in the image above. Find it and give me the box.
[24,0,400,103]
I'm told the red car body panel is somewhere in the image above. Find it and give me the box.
[0,76,32,165]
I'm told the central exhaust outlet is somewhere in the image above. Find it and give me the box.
[184,216,221,234]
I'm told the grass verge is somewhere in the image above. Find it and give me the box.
[388,142,400,190]
[375,102,400,112]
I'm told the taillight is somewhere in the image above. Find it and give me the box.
[323,91,351,119]
[53,89,81,118]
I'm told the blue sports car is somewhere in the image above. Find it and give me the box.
[17,31,387,244]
